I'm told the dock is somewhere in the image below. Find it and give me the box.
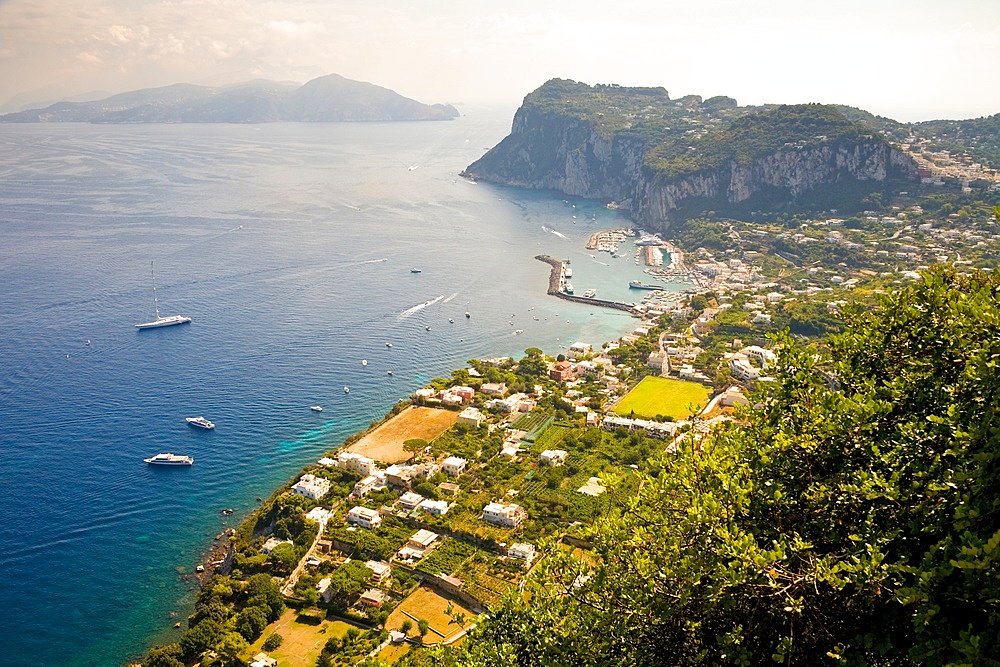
[534,255,636,314]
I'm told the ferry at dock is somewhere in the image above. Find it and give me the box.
[629,280,664,290]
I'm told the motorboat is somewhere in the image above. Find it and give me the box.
[145,452,194,466]
[185,416,215,430]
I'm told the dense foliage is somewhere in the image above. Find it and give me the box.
[447,267,1000,666]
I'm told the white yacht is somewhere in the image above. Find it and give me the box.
[136,262,191,329]
[185,416,215,430]
[145,453,194,466]
[310,405,324,412]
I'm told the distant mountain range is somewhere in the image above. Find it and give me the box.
[0,74,459,123]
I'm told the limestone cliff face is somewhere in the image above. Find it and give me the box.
[464,101,917,234]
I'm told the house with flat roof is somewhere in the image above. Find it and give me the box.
[507,542,536,566]
[418,499,450,516]
[442,456,467,477]
[540,449,568,466]
[261,537,293,555]
[347,506,382,530]
[482,502,526,528]
[397,491,424,511]
[407,529,439,550]
[291,474,331,500]
[365,560,392,583]
[456,407,486,428]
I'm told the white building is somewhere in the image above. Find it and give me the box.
[291,474,331,500]
[353,471,387,497]
[442,456,468,477]
[346,505,382,530]
[418,499,450,516]
[365,560,392,583]
[261,537,293,555]
[336,451,376,476]
[398,491,425,511]
[567,342,593,360]
[540,449,568,466]
[482,502,527,528]
[456,407,486,428]
[507,542,536,566]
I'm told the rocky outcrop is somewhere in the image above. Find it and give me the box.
[463,84,918,233]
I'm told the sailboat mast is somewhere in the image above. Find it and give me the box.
[150,261,161,319]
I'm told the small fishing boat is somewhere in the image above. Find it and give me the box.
[310,405,323,412]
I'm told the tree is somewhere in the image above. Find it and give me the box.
[417,618,430,643]
[179,619,224,661]
[214,631,250,666]
[234,605,269,642]
[262,633,284,651]
[144,644,185,667]
[400,619,413,635]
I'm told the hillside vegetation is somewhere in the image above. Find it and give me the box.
[418,267,1000,666]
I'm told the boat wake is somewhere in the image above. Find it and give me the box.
[541,225,569,240]
[397,295,444,320]
[442,292,459,303]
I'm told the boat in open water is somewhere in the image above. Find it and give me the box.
[144,453,194,466]
[310,405,324,412]
[136,262,191,329]
[185,416,215,430]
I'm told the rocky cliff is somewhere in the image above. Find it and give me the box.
[463,80,918,232]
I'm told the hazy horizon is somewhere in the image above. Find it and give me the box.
[2,0,998,122]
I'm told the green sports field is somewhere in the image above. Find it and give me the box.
[613,376,712,420]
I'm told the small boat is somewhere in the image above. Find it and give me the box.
[136,262,191,329]
[583,288,597,298]
[361,359,368,366]
[514,329,524,335]
[465,312,471,318]
[410,268,422,273]
[386,342,393,348]
[145,453,194,466]
[344,386,350,393]
[449,318,454,323]
[387,371,394,376]
[425,326,431,331]
[310,405,324,412]
[186,416,215,430]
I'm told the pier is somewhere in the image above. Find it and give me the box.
[534,255,637,314]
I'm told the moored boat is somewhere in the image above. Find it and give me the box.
[629,280,663,290]
[583,288,597,298]
[136,262,191,329]
[145,452,194,465]
[185,416,215,429]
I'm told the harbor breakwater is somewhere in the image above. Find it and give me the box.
[534,255,637,313]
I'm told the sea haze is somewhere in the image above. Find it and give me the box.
[0,111,676,666]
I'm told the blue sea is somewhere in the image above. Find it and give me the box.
[0,110,686,666]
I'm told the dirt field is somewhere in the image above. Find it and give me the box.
[383,584,477,644]
[347,407,458,464]
[244,609,354,667]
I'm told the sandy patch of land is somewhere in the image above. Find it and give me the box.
[347,406,458,464]
[244,609,353,667]
[384,584,477,645]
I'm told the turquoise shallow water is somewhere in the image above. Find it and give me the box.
[0,111,676,666]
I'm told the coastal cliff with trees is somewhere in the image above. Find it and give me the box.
[462,79,921,232]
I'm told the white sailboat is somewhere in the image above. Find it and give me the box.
[136,262,191,329]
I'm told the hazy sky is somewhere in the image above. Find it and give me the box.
[1,0,998,121]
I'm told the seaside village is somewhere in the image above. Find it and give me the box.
[189,235,794,667]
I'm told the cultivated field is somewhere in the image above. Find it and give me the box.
[347,407,458,463]
[244,609,354,667]
[613,376,711,420]
[384,585,477,644]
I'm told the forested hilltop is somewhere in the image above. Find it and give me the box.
[463,79,1000,232]
[414,267,1000,667]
